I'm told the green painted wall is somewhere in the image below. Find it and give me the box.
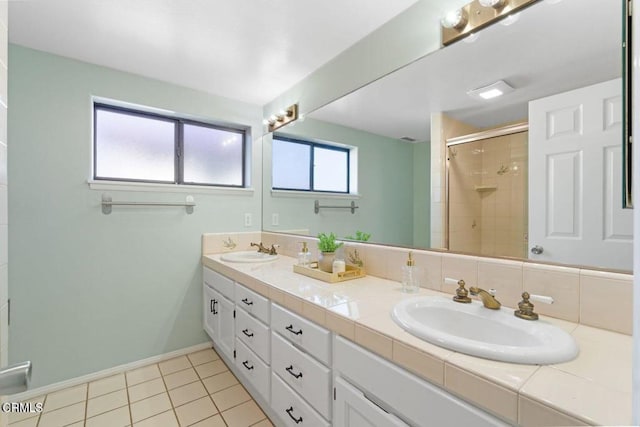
[263,118,414,246]
[413,141,431,248]
[8,45,263,387]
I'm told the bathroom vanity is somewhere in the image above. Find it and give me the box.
[201,245,632,426]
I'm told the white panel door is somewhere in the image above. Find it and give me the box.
[203,284,218,340]
[218,295,235,361]
[333,377,408,427]
[529,78,632,269]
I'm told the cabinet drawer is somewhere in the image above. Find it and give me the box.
[271,373,330,427]
[272,332,331,419]
[271,304,331,365]
[334,376,408,427]
[235,339,269,403]
[236,283,270,323]
[334,337,506,427]
[203,268,234,301]
[236,308,270,363]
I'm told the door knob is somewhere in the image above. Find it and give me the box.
[530,245,544,255]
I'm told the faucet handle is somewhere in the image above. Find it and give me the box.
[452,279,471,303]
[528,294,554,305]
[515,291,543,320]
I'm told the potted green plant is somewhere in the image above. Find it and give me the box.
[317,232,343,273]
[345,231,371,242]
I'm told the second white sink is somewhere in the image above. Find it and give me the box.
[391,296,578,365]
[220,251,278,263]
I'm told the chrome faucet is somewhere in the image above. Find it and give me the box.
[469,287,501,310]
[251,242,278,255]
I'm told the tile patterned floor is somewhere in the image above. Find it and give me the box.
[8,347,274,427]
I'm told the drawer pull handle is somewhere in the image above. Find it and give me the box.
[211,299,218,315]
[285,324,303,335]
[242,361,254,370]
[286,406,303,424]
[242,329,254,338]
[241,298,253,306]
[286,365,303,379]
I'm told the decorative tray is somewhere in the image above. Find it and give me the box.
[293,262,366,283]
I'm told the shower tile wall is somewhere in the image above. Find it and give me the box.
[448,132,528,258]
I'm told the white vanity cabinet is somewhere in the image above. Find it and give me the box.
[271,304,332,425]
[202,268,235,361]
[202,265,510,427]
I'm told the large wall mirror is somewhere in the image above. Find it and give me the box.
[262,0,632,272]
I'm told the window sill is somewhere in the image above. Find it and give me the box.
[88,180,255,196]
[270,189,361,199]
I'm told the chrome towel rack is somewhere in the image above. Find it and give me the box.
[101,193,195,215]
[314,200,358,214]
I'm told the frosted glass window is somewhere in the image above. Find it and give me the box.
[272,138,311,190]
[183,124,244,186]
[272,136,349,193]
[95,109,175,182]
[314,146,348,192]
[93,103,247,187]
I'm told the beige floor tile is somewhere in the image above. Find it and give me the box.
[130,393,172,423]
[126,365,161,387]
[187,348,219,367]
[7,416,39,427]
[66,423,85,427]
[128,377,166,403]
[85,406,131,427]
[221,401,265,427]
[194,360,227,379]
[87,389,129,418]
[174,396,218,427]
[251,419,274,427]
[189,414,226,427]
[89,374,127,398]
[168,380,207,407]
[38,401,85,427]
[44,384,87,412]
[202,371,238,395]
[7,395,44,423]
[210,384,250,412]
[163,368,199,390]
[133,409,178,427]
[159,356,192,376]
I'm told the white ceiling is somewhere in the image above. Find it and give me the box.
[310,0,622,142]
[8,0,418,105]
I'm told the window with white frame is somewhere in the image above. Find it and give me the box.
[272,135,351,193]
[93,103,247,187]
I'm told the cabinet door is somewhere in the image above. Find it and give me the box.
[334,377,408,427]
[203,284,219,341]
[217,295,235,361]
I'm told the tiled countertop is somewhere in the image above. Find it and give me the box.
[202,254,632,426]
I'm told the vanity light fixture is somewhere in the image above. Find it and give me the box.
[264,103,299,133]
[441,0,539,46]
[467,80,514,100]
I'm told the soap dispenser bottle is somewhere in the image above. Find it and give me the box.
[298,242,311,267]
[402,252,419,293]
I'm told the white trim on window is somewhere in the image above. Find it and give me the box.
[88,180,255,196]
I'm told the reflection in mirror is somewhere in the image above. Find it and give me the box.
[262,0,632,271]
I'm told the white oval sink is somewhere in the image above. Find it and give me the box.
[220,251,278,263]
[392,296,578,364]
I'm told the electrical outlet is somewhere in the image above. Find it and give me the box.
[272,213,279,226]
[244,213,252,227]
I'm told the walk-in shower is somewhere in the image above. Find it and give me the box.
[446,123,528,258]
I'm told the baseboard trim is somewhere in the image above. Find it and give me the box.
[9,341,213,401]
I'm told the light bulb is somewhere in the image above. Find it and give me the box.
[479,0,506,8]
[441,9,467,30]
